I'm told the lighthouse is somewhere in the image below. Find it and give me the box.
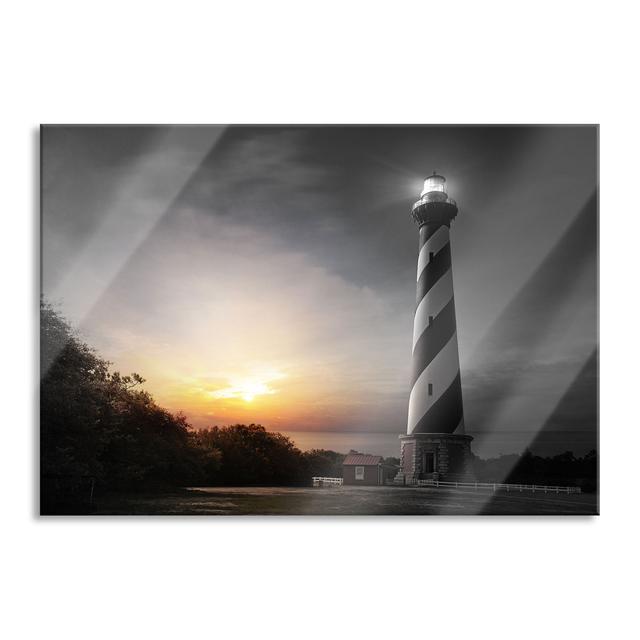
[398,173,475,483]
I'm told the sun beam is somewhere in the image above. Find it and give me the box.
[209,370,286,404]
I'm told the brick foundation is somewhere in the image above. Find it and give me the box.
[396,433,475,483]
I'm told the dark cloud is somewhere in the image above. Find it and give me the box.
[537,349,598,433]
[42,126,598,453]
[464,191,597,436]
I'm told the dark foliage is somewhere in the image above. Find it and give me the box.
[40,301,212,513]
[193,424,306,485]
[302,448,345,479]
[383,456,400,481]
[473,449,598,492]
[40,301,348,512]
[40,301,598,513]
[193,427,350,485]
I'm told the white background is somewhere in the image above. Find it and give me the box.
[1,1,638,639]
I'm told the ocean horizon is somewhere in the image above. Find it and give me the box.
[279,429,597,460]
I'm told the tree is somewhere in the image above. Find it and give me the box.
[382,456,400,481]
[40,300,208,512]
[472,447,598,491]
[302,449,345,479]
[194,424,306,485]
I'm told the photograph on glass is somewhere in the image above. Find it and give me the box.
[40,125,598,515]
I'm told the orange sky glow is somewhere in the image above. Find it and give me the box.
[42,126,597,452]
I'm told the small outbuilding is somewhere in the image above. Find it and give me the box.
[342,453,384,486]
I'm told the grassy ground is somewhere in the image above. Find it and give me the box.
[95,485,598,516]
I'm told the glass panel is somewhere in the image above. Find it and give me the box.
[423,177,445,193]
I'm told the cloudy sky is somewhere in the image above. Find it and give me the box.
[42,125,597,456]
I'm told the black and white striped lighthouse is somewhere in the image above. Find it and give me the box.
[398,173,475,483]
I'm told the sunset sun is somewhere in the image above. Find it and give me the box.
[239,381,269,402]
[209,370,286,405]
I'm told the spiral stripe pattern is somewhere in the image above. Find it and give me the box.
[407,223,465,435]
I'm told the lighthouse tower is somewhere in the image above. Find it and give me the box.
[398,173,474,483]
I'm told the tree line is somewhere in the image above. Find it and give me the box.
[473,449,597,492]
[40,301,352,512]
[40,300,596,513]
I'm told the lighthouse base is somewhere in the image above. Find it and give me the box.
[395,433,475,484]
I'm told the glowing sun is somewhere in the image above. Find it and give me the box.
[209,370,286,404]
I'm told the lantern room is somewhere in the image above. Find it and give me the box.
[411,171,458,227]
[420,172,448,202]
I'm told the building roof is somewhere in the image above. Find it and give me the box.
[343,454,383,466]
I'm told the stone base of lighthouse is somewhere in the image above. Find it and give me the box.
[395,433,475,484]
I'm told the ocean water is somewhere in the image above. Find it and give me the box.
[280,430,597,460]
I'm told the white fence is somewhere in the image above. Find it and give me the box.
[312,477,343,487]
[415,479,581,494]
[311,476,580,494]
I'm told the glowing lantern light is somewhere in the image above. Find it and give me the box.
[420,172,448,200]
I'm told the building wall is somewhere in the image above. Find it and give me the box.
[399,435,475,482]
[343,464,381,485]
[401,441,415,475]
